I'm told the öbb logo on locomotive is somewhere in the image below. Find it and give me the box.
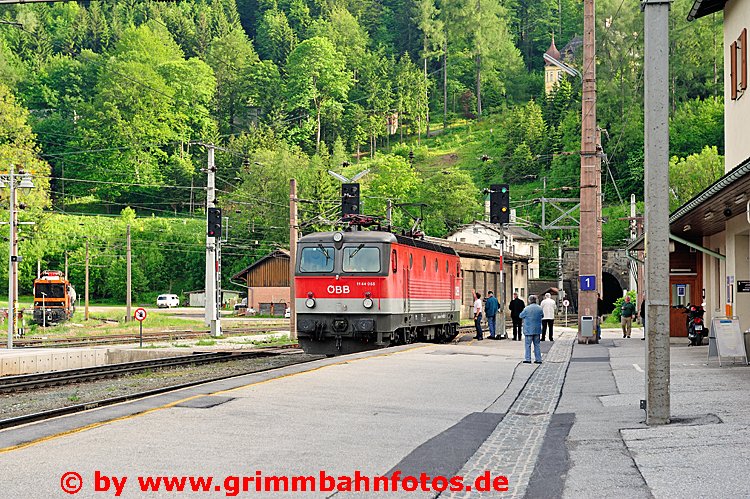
[295,230,462,356]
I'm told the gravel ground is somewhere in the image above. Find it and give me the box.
[0,353,322,421]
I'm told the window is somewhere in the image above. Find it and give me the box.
[731,28,748,100]
[478,240,486,246]
[409,253,413,270]
[434,258,439,272]
[299,246,335,273]
[530,246,534,258]
[391,250,398,273]
[422,255,427,271]
[35,283,65,298]
[446,260,449,273]
[342,246,381,273]
[460,238,466,242]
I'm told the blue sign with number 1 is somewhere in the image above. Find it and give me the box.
[580,275,596,291]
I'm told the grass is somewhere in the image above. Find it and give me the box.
[23,309,201,338]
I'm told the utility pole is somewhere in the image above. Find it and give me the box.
[84,238,89,321]
[289,179,298,341]
[126,224,131,322]
[386,199,393,230]
[499,227,506,339]
[630,194,638,293]
[643,0,672,425]
[577,0,601,342]
[64,251,68,280]
[37,258,40,278]
[558,241,565,302]
[205,145,221,337]
[6,165,16,348]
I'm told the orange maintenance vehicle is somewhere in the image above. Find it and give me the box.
[32,270,77,325]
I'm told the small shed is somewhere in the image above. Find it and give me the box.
[231,249,290,315]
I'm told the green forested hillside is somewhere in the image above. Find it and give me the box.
[0,0,726,292]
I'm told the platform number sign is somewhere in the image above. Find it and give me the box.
[579,275,596,292]
[134,308,147,322]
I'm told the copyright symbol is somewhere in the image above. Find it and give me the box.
[60,472,82,494]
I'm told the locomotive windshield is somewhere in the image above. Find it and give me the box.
[342,245,380,273]
[35,283,66,299]
[299,245,335,273]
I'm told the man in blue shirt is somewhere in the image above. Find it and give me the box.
[485,291,500,339]
[519,295,544,364]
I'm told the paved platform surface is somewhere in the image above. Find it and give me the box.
[1,326,749,498]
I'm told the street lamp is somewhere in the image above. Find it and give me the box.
[2,165,36,349]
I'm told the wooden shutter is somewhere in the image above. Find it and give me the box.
[731,41,738,100]
[742,28,748,91]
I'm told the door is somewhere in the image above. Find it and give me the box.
[669,275,699,337]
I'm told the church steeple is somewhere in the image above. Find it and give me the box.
[545,35,561,64]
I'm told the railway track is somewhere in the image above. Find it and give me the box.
[0,350,313,430]
[0,347,300,393]
[14,326,290,348]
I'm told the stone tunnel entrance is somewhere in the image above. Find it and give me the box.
[601,272,624,315]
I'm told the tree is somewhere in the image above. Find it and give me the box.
[255,8,297,66]
[669,146,723,211]
[670,96,723,158]
[205,29,260,134]
[285,37,351,152]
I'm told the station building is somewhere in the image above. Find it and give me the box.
[631,0,750,335]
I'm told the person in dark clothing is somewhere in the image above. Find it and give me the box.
[640,299,646,341]
[485,291,499,339]
[509,293,525,341]
[597,293,604,340]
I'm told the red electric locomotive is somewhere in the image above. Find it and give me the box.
[294,230,462,355]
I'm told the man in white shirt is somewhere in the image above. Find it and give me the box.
[540,292,557,341]
[473,290,484,340]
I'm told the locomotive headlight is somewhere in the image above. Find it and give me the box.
[363,292,373,309]
[333,232,344,242]
[305,298,316,308]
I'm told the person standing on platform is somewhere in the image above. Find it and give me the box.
[620,295,636,338]
[472,290,483,340]
[519,295,544,364]
[540,293,557,341]
[509,292,525,341]
[485,291,499,339]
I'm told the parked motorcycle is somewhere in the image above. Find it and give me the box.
[673,303,707,346]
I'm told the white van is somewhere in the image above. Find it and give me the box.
[157,294,180,308]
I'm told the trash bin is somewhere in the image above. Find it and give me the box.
[581,316,595,337]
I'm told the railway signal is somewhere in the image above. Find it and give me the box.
[341,183,360,216]
[490,184,510,224]
[207,207,222,237]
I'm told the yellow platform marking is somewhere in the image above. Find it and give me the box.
[0,345,427,454]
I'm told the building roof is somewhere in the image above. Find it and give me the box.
[449,220,543,241]
[425,236,529,263]
[231,249,290,282]
[628,155,750,251]
[544,37,561,65]
[669,156,750,238]
[687,0,727,21]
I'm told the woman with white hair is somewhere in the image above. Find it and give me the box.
[540,292,557,341]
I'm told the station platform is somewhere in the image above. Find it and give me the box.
[0,331,289,376]
[1,327,749,498]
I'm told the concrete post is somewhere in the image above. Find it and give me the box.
[85,238,89,321]
[499,225,506,339]
[126,224,131,322]
[577,0,601,342]
[205,145,221,337]
[7,165,15,348]
[289,179,297,341]
[643,0,672,425]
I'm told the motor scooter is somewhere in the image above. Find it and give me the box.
[674,303,706,346]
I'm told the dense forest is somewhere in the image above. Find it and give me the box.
[0,0,726,298]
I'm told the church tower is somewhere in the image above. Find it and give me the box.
[544,36,563,95]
